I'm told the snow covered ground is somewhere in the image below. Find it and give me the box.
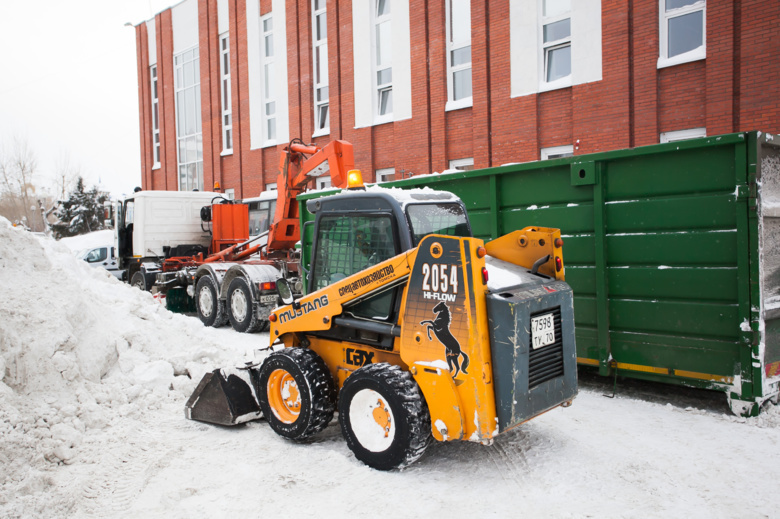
[1,219,779,518]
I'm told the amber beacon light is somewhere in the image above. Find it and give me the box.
[347,169,364,189]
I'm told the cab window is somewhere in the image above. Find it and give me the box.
[85,248,107,263]
[311,215,396,291]
[406,203,470,245]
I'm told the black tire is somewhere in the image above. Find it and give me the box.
[131,271,148,291]
[226,277,263,333]
[256,348,335,440]
[338,363,431,470]
[195,275,228,328]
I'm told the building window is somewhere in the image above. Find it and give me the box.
[372,0,392,121]
[660,128,706,143]
[448,158,474,171]
[219,34,233,154]
[659,0,705,68]
[266,183,278,191]
[312,0,329,136]
[261,14,276,143]
[224,188,235,200]
[541,145,574,160]
[316,177,332,190]
[150,65,161,168]
[541,0,571,88]
[376,168,395,183]
[174,47,203,191]
[446,0,472,110]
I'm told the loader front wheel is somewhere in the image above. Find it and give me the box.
[257,348,335,440]
[195,275,228,328]
[338,363,431,470]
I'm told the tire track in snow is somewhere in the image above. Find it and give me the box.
[76,421,178,516]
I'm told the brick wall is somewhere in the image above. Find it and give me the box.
[135,0,780,193]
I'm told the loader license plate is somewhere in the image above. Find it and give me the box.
[531,313,556,349]
[260,295,277,304]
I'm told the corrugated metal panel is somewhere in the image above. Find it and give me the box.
[298,131,780,415]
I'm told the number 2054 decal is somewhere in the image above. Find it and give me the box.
[421,264,459,294]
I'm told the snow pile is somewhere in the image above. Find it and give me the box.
[0,218,263,516]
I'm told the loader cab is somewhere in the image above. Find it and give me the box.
[306,189,471,346]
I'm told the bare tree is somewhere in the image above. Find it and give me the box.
[0,136,43,231]
[54,151,81,201]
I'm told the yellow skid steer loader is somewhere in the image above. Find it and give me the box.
[186,182,577,470]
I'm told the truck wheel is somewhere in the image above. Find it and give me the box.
[256,348,335,440]
[226,277,262,333]
[195,275,228,328]
[338,363,431,470]
[131,271,149,291]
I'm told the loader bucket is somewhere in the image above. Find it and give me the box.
[184,369,262,426]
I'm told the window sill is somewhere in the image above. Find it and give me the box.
[445,97,473,112]
[152,162,161,170]
[261,140,277,149]
[538,76,572,93]
[372,114,394,126]
[312,128,330,139]
[220,149,233,157]
[657,47,706,69]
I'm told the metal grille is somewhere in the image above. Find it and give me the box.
[529,306,564,388]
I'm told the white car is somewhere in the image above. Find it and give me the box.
[77,246,123,279]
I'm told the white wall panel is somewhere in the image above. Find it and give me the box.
[146,19,157,65]
[217,0,229,34]
[172,0,199,53]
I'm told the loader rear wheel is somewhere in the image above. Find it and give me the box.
[226,277,262,333]
[338,363,431,471]
[195,275,228,328]
[257,348,335,440]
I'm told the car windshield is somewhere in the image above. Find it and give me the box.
[406,203,471,246]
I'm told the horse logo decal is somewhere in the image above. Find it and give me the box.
[420,301,470,377]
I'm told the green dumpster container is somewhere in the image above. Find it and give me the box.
[297,131,780,416]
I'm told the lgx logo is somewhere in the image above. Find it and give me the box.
[345,348,374,367]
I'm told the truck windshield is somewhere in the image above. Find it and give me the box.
[248,200,276,235]
[406,203,470,246]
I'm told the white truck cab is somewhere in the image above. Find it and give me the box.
[115,190,220,288]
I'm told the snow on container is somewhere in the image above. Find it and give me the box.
[298,131,780,416]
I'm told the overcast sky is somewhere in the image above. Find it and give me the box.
[0,0,180,199]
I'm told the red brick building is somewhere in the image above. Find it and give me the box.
[133,0,780,198]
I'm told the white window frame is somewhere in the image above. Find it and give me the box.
[150,64,161,169]
[539,0,572,92]
[448,158,474,171]
[173,46,204,192]
[660,128,706,143]
[224,188,235,200]
[266,182,278,191]
[261,14,277,145]
[315,177,332,190]
[219,33,233,155]
[372,0,393,124]
[375,167,395,183]
[658,0,706,69]
[541,145,574,160]
[445,0,472,111]
[312,0,329,137]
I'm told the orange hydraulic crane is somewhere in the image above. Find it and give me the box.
[267,139,355,253]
